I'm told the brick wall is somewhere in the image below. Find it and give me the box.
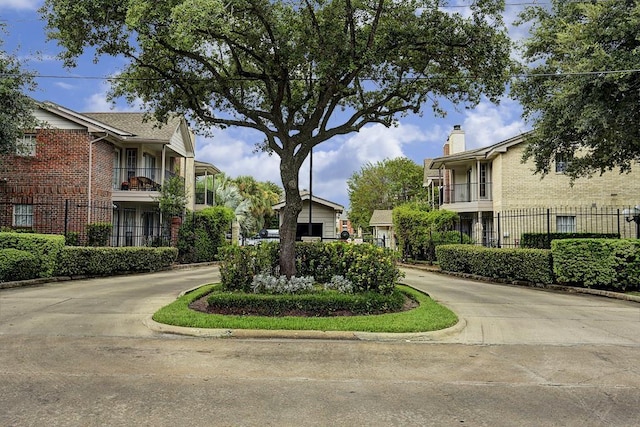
[0,129,115,234]
[496,145,640,210]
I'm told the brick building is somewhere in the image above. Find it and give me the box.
[0,101,220,246]
[426,127,640,246]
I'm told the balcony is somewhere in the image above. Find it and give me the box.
[441,182,493,212]
[113,168,182,192]
[195,189,215,206]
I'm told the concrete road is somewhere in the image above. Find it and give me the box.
[1,266,639,426]
[401,268,640,345]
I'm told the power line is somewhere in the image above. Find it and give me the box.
[2,68,640,82]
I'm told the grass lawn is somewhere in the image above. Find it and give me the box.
[152,284,458,333]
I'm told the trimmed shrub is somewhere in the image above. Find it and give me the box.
[178,207,234,263]
[0,249,41,282]
[65,232,80,246]
[0,232,65,277]
[436,244,554,285]
[393,205,467,263]
[56,246,177,277]
[206,288,405,316]
[219,242,402,295]
[86,223,113,246]
[521,233,620,249]
[552,239,640,291]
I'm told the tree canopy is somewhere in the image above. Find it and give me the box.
[42,0,512,276]
[0,25,38,154]
[512,0,640,179]
[348,157,427,231]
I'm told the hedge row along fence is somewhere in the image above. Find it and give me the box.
[0,232,177,282]
[436,244,554,285]
[552,239,640,291]
[219,241,403,295]
[520,233,620,249]
[437,238,640,291]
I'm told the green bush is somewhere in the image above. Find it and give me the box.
[86,222,113,246]
[56,246,177,277]
[219,242,402,295]
[178,207,234,263]
[521,233,620,249]
[64,232,80,246]
[393,205,466,263]
[0,249,41,282]
[0,232,65,277]
[552,239,640,291]
[436,244,554,285]
[206,288,405,316]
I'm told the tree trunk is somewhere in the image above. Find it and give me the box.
[279,157,303,278]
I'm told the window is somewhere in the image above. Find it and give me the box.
[143,153,156,180]
[556,216,576,233]
[16,135,37,157]
[13,204,33,227]
[555,153,572,173]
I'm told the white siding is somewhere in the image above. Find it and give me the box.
[34,109,86,130]
[298,201,338,239]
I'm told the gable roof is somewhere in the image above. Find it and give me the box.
[423,158,442,186]
[83,112,182,141]
[428,132,531,169]
[369,209,393,226]
[272,191,344,212]
[39,101,192,151]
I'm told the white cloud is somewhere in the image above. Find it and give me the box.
[194,123,427,208]
[54,81,75,90]
[0,0,40,10]
[196,129,281,185]
[82,87,144,112]
[462,97,529,149]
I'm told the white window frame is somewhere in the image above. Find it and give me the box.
[555,153,572,173]
[13,204,34,228]
[16,134,37,157]
[556,215,576,233]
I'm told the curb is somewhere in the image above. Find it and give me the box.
[143,315,467,342]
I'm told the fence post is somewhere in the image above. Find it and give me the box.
[64,199,69,237]
[546,208,551,245]
[497,212,501,248]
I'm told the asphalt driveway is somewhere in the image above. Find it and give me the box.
[1,266,639,426]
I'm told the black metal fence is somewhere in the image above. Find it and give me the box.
[0,197,174,247]
[457,206,639,248]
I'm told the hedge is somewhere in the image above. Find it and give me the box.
[0,232,65,277]
[178,206,234,263]
[219,242,403,295]
[0,249,41,282]
[206,288,405,316]
[551,239,640,291]
[56,246,178,277]
[521,233,620,249]
[436,244,554,285]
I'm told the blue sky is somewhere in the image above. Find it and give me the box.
[1,0,531,209]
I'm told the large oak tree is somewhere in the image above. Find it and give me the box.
[513,0,640,179]
[42,0,511,276]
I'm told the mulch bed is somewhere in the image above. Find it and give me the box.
[189,293,419,317]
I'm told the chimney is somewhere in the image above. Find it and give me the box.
[445,125,465,155]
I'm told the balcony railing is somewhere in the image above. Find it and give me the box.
[195,189,214,205]
[113,168,182,192]
[442,182,492,204]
